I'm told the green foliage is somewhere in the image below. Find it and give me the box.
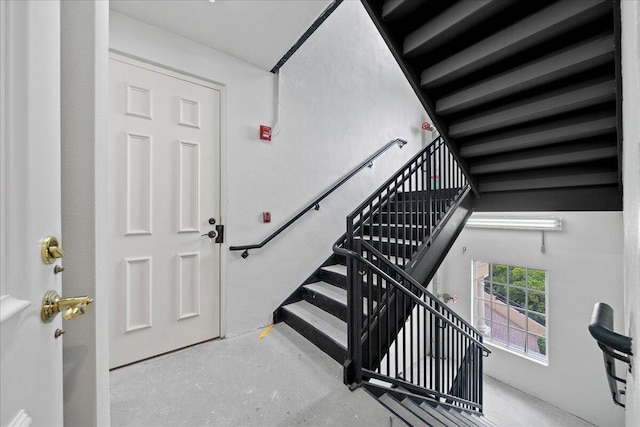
[488,264,547,317]
[537,336,546,355]
[493,264,507,284]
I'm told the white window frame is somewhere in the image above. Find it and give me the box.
[472,260,548,364]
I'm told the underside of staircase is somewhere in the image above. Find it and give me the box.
[272,1,623,425]
[363,0,622,212]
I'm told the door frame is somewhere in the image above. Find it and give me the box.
[108,51,227,340]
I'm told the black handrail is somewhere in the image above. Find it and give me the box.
[589,302,632,407]
[229,138,407,258]
[334,242,491,354]
[337,134,485,409]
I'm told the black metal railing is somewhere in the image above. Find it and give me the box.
[229,138,407,258]
[335,240,490,411]
[333,134,489,411]
[345,135,467,270]
[589,302,632,407]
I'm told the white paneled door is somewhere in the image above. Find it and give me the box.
[1,2,63,426]
[109,56,222,368]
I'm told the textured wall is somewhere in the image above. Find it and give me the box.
[622,0,640,424]
[110,1,429,337]
[438,212,624,426]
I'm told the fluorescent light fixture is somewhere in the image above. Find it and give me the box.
[466,215,562,231]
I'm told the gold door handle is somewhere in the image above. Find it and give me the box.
[41,290,93,323]
[41,236,64,264]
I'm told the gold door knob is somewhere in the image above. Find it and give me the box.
[41,236,64,264]
[41,290,93,323]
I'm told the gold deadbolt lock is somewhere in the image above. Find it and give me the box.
[41,236,63,265]
[41,290,93,323]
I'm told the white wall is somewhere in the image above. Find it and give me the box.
[110,1,429,336]
[622,0,640,424]
[438,212,624,427]
[61,1,110,426]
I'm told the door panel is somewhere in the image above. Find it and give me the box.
[0,1,63,426]
[109,57,221,368]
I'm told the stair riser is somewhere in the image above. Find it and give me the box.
[302,291,347,322]
[375,212,445,225]
[282,310,347,364]
[366,239,418,259]
[388,197,459,210]
[320,268,347,289]
[394,189,464,201]
[363,224,427,241]
[318,269,388,300]
[302,289,381,323]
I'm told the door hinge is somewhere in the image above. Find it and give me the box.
[215,225,224,244]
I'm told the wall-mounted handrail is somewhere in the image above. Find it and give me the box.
[589,302,632,407]
[229,138,407,258]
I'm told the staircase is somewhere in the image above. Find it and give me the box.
[274,136,492,421]
[376,390,499,427]
[274,0,623,424]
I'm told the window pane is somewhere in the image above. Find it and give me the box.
[490,302,508,325]
[529,334,547,358]
[477,301,491,321]
[508,327,526,351]
[492,283,507,301]
[508,265,526,287]
[509,286,526,308]
[490,322,507,345]
[492,264,508,284]
[528,290,546,314]
[472,260,548,362]
[528,314,546,335]
[528,268,546,292]
[476,318,491,337]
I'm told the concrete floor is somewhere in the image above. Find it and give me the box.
[111,323,594,426]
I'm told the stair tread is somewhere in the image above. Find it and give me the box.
[304,281,347,304]
[400,398,450,427]
[364,235,422,249]
[282,300,347,349]
[322,256,410,274]
[442,407,476,427]
[304,281,378,315]
[379,394,429,426]
[468,413,499,427]
[420,402,465,426]
[321,264,347,276]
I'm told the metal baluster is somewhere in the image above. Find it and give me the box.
[434,302,440,395]
[426,153,432,241]
[367,260,373,371]
[417,293,421,387]
[394,274,399,379]
[420,153,425,243]
[376,254,382,376]
[424,294,428,388]
[386,269,391,377]
[479,340,484,409]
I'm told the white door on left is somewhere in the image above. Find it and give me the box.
[1,1,68,426]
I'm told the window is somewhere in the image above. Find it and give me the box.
[472,261,547,362]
